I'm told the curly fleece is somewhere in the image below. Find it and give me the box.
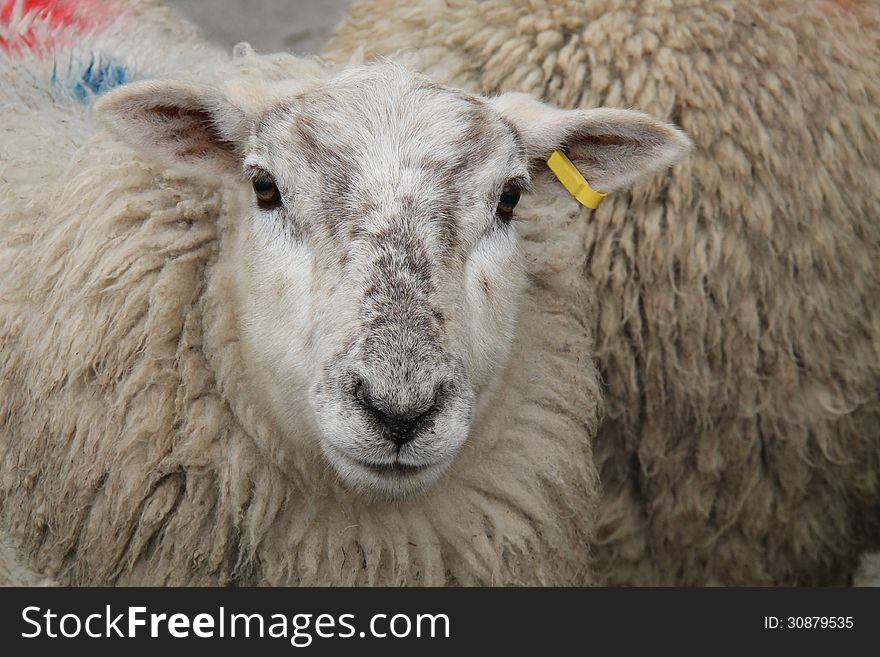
[327,0,880,585]
[0,1,601,585]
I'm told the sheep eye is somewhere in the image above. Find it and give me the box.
[252,174,281,208]
[496,184,521,220]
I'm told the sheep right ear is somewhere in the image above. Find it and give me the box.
[95,80,250,175]
[491,92,692,192]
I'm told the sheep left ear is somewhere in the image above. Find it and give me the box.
[95,80,252,176]
[491,92,692,192]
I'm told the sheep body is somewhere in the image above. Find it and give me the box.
[327,0,880,584]
[0,1,602,585]
[854,552,880,587]
[0,538,56,586]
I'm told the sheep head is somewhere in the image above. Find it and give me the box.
[95,59,690,500]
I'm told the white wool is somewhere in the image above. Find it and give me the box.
[1,1,608,585]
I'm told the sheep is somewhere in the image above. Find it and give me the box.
[0,1,690,585]
[326,0,880,585]
[0,537,56,586]
[854,552,880,587]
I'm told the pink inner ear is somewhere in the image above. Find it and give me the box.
[145,104,235,161]
[564,132,649,170]
[575,133,633,147]
[564,131,646,158]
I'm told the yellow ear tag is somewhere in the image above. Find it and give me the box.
[546,149,607,209]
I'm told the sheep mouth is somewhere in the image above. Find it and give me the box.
[323,445,455,498]
[352,459,432,477]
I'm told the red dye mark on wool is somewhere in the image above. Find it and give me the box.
[0,0,114,54]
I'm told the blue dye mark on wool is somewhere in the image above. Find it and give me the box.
[51,52,129,102]
[73,53,127,100]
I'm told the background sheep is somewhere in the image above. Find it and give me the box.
[0,0,688,584]
[327,0,880,585]
[854,552,880,587]
[0,538,56,586]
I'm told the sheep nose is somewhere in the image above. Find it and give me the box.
[354,378,440,446]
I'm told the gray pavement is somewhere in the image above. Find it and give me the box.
[165,0,354,55]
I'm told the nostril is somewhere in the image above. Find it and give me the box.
[353,376,386,419]
[352,376,444,446]
[354,376,370,408]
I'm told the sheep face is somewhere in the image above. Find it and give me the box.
[237,66,529,499]
[96,60,690,500]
